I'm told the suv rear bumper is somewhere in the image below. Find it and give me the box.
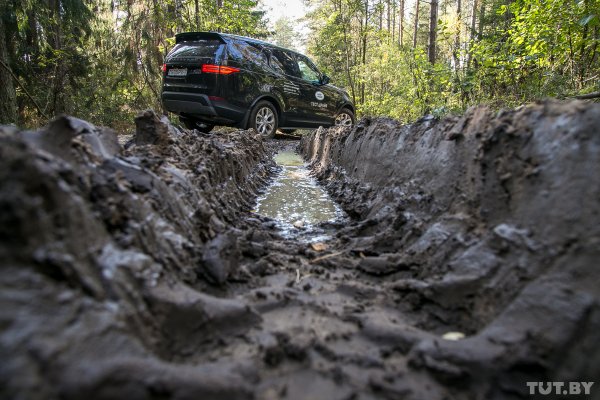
[161,91,246,126]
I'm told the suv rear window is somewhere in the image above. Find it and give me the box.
[229,40,268,67]
[168,39,223,60]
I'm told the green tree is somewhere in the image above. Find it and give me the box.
[306,0,599,122]
[271,16,298,50]
[0,0,269,128]
[0,0,17,124]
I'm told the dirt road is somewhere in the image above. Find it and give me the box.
[1,101,599,399]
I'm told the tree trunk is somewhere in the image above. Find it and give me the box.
[48,0,65,115]
[428,0,438,63]
[399,0,404,45]
[392,0,396,41]
[26,11,38,53]
[340,6,356,103]
[379,0,383,30]
[573,91,600,100]
[477,0,485,40]
[195,0,199,28]
[413,0,419,49]
[387,0,391,33]
[0,8,17,124]
[466,0,478,68]
[361,0,369,104]
[453,0,461,70]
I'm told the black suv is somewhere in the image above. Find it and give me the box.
[161,32,355,137]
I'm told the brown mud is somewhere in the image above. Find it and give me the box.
[1,101,599,400]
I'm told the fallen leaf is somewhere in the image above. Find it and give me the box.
[311,242,328,251]
[442,332,466,341]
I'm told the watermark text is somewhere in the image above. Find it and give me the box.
[527,382,594,396]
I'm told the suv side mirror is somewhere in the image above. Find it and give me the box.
[320,74,330,85]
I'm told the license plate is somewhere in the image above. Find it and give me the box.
[168,68,187,77]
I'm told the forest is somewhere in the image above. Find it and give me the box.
[0,0,598,128]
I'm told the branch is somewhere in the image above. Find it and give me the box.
[0,59,50,120]
[573,91,600,100]
[310,251,345,263]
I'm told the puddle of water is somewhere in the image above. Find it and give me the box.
[254,151,346,241]
[273,152,305,166]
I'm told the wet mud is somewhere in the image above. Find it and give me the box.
[1,101,599,400]
[254,149,346,242]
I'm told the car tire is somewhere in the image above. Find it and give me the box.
[334,108,355,127]
[249,100,278,139]
[279,128,297,134]
[180,116,214,133]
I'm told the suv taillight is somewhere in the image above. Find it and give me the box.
[201,64,240,75]
[161,63,167,73]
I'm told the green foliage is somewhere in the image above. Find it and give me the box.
[2,0,598,127]
[270,17,298,50]
[2,0,269,128]
[305,0,599,122]
[469,0,600,103]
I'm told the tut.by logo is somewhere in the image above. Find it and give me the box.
[527,382,594,396]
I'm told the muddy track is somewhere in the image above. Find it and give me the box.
[1,101,599,400]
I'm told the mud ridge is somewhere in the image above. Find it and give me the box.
[301,100,600,397]
[0,111,277,399]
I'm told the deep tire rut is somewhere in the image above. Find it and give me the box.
[1,101,599,400]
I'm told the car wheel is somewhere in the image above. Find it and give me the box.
[180,117,214,133]
[279,128,297,134]
[334,108,355,127]
[250,101,278,138]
